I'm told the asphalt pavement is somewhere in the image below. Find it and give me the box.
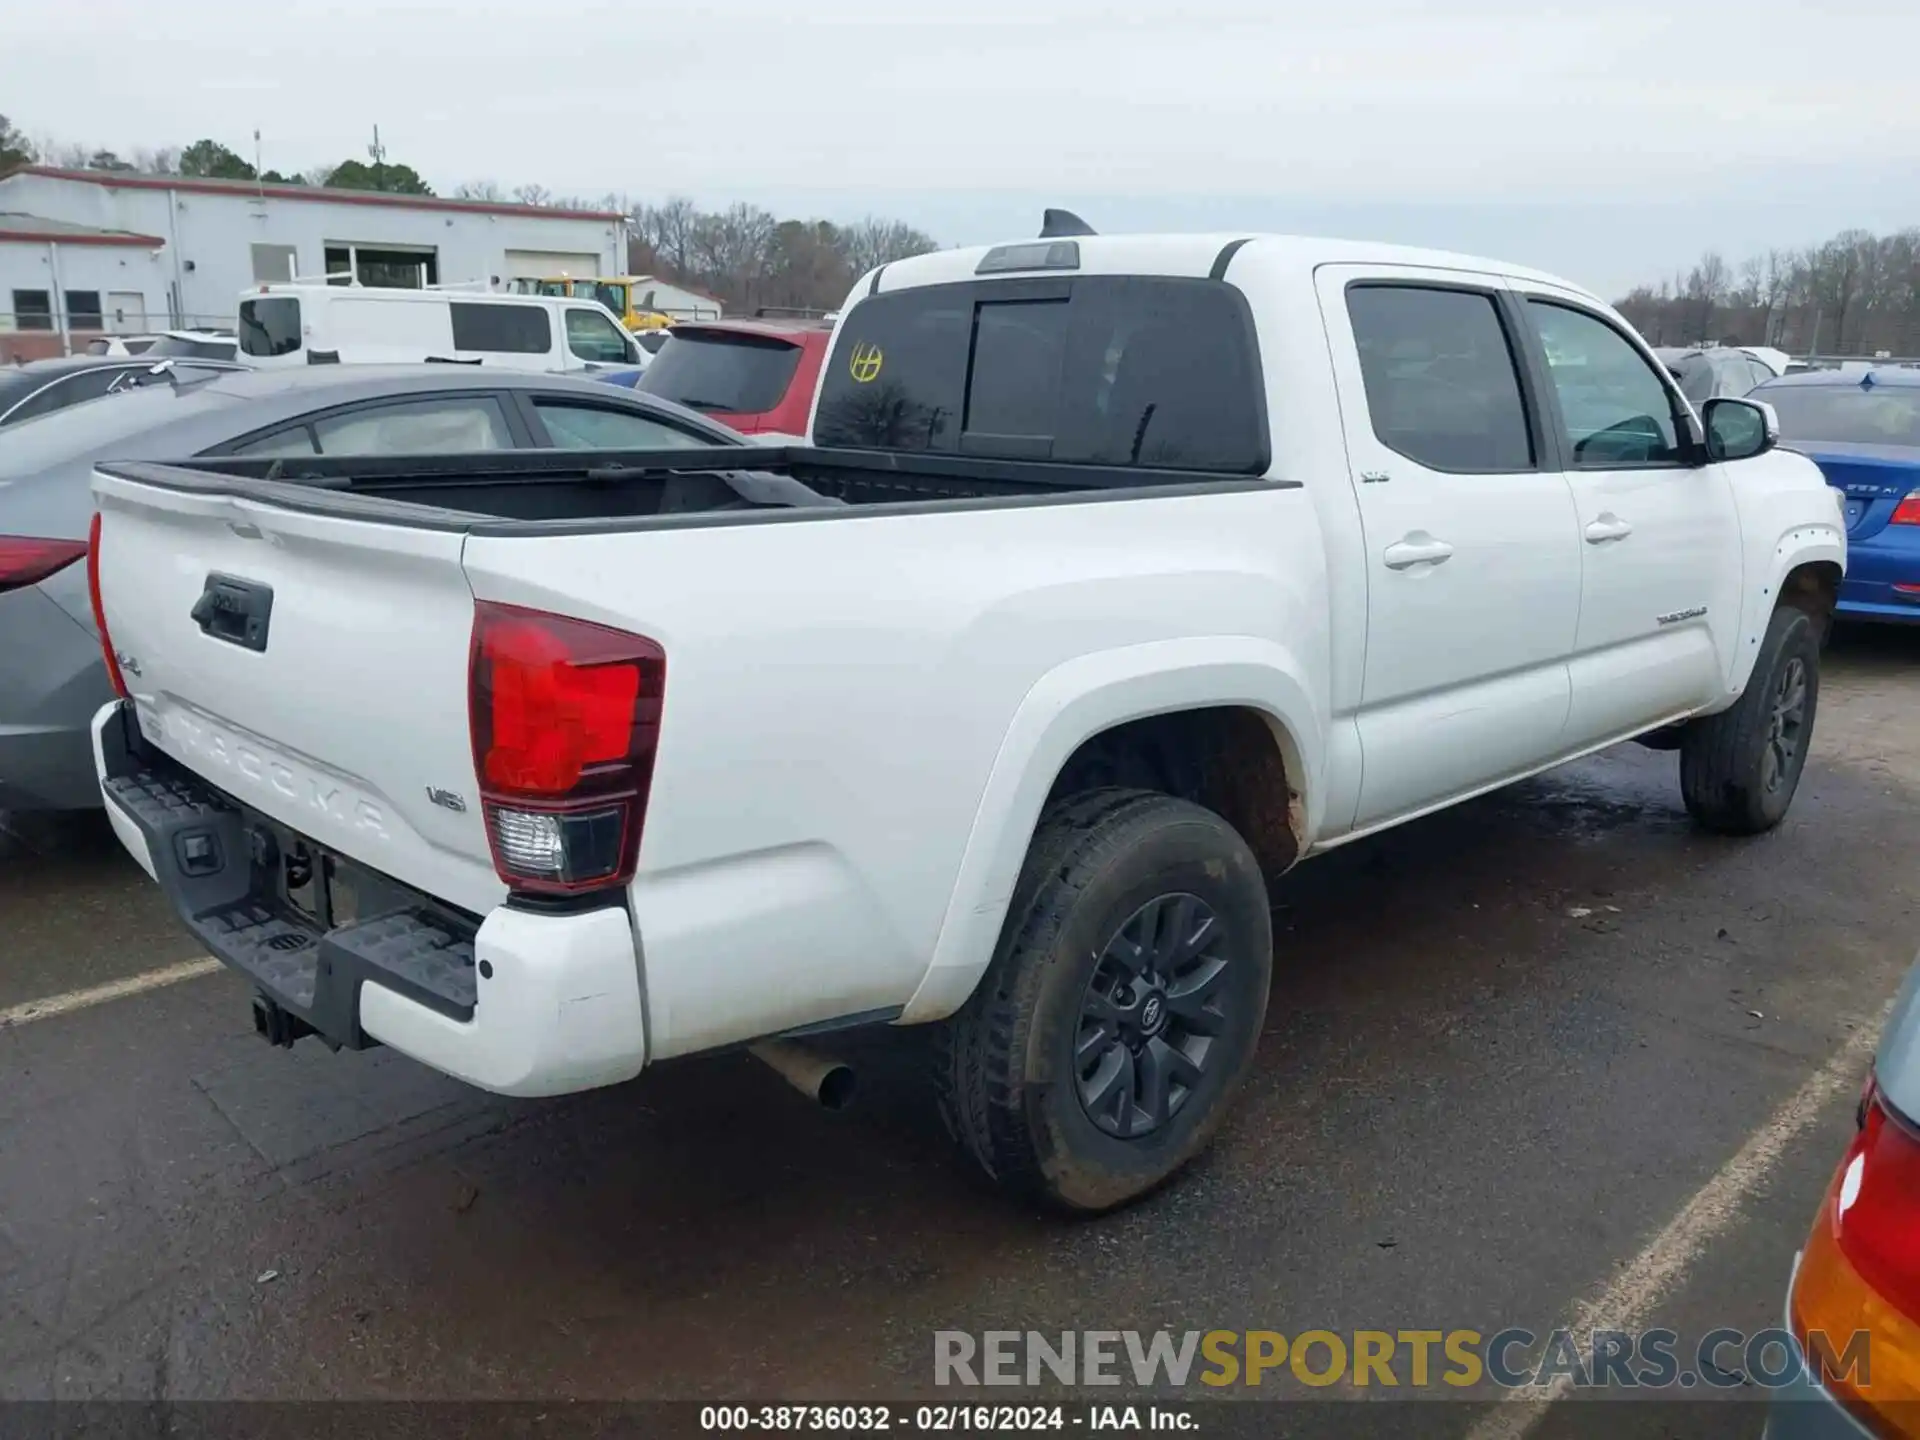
[3,624,1917,1436]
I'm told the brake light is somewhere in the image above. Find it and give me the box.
[84,513,129,699]
[1892,492,1920,525]
[1791,1087,1920,1425]
[468,601,664,896]
[0,535,87,595]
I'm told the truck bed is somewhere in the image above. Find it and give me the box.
[98,445,1284,533]
[90,441,1318,1060]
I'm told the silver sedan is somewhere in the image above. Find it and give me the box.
[0,365,741,811]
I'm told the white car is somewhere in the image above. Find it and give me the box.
[84,330,239,362]
[88,230,1844,1212]
[236,282,642,373]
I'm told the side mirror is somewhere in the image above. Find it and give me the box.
[1702,396,1777,462]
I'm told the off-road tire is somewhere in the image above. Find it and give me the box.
[936,788,1273,1213]
[1680,605,1821,835]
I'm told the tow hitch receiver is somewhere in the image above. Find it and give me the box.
[251,990,314,1048]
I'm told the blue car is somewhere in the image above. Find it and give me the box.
[1752,367,1920,624]
[590,365,647,390]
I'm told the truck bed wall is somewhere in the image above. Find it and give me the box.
[451,480,1328,1058]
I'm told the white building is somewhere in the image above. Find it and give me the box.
[0,165,626,359]
[626,277,724,321]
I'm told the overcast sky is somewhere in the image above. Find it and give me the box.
[7,0,1917,297]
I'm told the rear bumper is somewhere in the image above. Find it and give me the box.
[1763,1259,1876,1440]
[0,584,115,811]
[1837,529,1920,624]
[92,701,648,1097]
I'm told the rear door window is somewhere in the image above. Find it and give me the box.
[1346,285,1535,472]
[639,331,803,415]
[311,397,514,454]
[231,426,321,458]
[812,276,1268,472]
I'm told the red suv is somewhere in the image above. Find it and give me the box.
[636,317,833,440]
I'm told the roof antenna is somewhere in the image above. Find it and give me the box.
[1040,208,1096,239]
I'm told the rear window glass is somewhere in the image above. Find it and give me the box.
[147,335,237,361]
[1763,385,1920,447]
[238,298,301,357]
[0,383,228,479]
[812,276,1267,472]
[1671,355,1717,405]
[638,331,802,415]
[450,303,551,355]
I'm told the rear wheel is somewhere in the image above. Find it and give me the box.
[937,788,1273,1213]
[1680,605,1821,835]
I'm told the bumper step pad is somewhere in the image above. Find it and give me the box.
[100,714,479,1049]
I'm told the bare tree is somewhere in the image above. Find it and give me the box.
[1682,251,1729,342]
[38,137,91,168]
[637,197,700,277]
[841,217,939,278]
[0,114,33,170]
[1813,232,1869,353]
[456,179,504,202]
[511,182,551,207]
[129,145,181,175]
[1761,250,1793,345]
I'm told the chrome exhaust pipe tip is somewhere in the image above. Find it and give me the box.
[748,1039,857,1110]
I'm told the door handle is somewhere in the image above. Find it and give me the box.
[1585,515,1634,544]
[1382,536,1455,570]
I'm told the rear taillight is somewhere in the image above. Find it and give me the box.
[1791,1085,1920,1423]
[1892,491,1920,526]
[0,535,87,594]
[468,601,664,897]
[84,513,129,700]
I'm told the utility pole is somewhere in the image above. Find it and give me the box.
[368,124,386,192]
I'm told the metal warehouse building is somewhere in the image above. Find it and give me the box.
[0,165,627,360]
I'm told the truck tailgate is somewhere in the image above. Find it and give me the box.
[92,470,502,916]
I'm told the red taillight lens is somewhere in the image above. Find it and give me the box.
[85,513,129,700]
[1892,492,1920,526]
[1792,1088,1920,1424]
[468,601,664,896]
[1831,1094,1920,1316]
[0,534,87,594]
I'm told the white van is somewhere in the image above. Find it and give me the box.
[235,283,642,372]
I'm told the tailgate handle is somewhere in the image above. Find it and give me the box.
[190,573,274,653]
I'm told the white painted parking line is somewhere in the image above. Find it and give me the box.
[0,957,224,1029]
[1464,1003,1891,1440]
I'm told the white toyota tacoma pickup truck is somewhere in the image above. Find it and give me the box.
[88,229,1845,1212]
